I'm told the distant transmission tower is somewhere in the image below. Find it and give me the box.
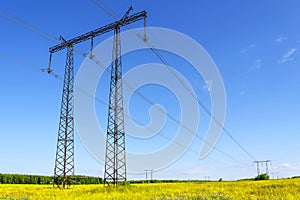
[271,171,279,179]
[144,169,153,181]
[253,160,272,176]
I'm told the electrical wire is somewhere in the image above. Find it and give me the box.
[78,43,251,167]
[0,6,252,167]
[0,8,59,42]
[90,0,257,162]
[0,52,62,80]
[0,51,236,167]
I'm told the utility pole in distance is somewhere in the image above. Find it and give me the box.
[144,169,153,181]
[271,172,279,179]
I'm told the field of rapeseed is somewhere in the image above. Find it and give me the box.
[1,178,300,199]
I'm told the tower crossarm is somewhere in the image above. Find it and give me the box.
[49,10,146,54]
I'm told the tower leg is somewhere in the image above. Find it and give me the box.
[54,45,75,188]
[104,26,127,185]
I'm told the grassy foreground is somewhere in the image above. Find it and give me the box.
[1,178,300,200]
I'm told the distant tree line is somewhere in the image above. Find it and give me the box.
[128,179,207,184]
[0,174,215,185]
[0,174,103,184]
[4,174,285,184]
[73,175,103,184]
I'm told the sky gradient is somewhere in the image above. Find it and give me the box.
[0,0,300,180]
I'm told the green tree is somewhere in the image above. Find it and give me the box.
[255,173,269,181]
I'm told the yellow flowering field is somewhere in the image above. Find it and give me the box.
[1,178,300,199]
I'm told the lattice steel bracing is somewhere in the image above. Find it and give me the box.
[104,26,127,185]
[48,7,146,188]
[53,45,75,188]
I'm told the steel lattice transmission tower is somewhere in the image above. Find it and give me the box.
[53,44,75,188]
[48,6,146,188]
[104,26,126,184]
[104,7,146,186]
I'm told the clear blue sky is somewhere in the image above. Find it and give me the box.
[0,0,300,180]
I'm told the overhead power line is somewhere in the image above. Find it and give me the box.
[90,0,257,162]
[0,6,252,167]
[0,52,62,80]
[0,51,248,168]
[0,8,58,42]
